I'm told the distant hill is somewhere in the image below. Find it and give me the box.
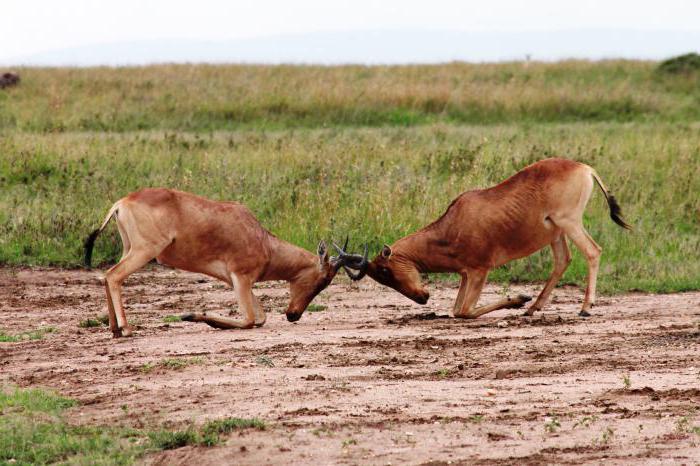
[3,29,699,66]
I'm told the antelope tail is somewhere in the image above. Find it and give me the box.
[84,202,120,268]
[591,170,632,230]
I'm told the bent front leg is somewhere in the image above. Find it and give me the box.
[454,269,531,319]
[181,273,257,330]
[253,294,267,327]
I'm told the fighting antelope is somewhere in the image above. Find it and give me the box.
[343,158,631,318]
[84,188,364,337]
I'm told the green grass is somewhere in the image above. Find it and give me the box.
[0,123,698,293]
[140,357,205,373]
[0,327,56,342]
[159,357,204,370]
[306,304,327,313]
[162,315,182,323]
[0,387,143,465]
[0,387,76,412]
[435,368,452,378]
[1,61,699,131]
[255,355,275,367]
[0,61,698,294]
[200,417,266,446]
[150,417,267,449]
[0,386,269,464]
[78,316,109,328]
[147,429,199,450]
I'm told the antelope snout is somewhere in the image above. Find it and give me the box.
[413,291,430,305]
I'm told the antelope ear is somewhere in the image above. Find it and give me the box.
[317,240,329,263]
[381,244,392,259]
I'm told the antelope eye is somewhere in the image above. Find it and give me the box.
[380,267,389,275]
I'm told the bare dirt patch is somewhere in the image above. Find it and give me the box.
[1,267,699,465]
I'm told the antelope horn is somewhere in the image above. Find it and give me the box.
[331,239,369,280]
[342,243,368,281]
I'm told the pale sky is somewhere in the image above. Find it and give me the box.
[2,0,699,64]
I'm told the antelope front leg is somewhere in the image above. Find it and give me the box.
[454,269,531,319]
[181,273,256,330]
[453,270,487,319]
[253,294,267,327]
[452,274,469,315]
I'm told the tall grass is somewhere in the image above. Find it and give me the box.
[1,61,699,131]
[1,123,698,293]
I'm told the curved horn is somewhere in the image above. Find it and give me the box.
[329,237,347,272]
[342,243,368,281]
[331,239,368,279]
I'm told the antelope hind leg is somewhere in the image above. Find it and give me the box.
[524,235,571,317]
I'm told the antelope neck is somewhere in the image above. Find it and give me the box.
[263,235,317,282]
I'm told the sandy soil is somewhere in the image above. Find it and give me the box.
[1,266,699,465]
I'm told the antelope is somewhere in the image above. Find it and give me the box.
[342,158,631,318]
[84,188,365,338]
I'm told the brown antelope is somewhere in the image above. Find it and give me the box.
[84,188,364,337]
[342,158,631,318]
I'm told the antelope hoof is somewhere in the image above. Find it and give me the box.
[120,325,135,337]
[180,313,196,322]
[579,310,591,318]
[505,294,532,309]
[523,306,538,317]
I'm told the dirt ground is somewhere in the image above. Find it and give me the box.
[1,267,699,465]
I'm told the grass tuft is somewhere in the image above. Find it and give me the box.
[200,417,267,446]
[306,304,327,313]
[0,327,56,343]
[79,317,107,328]
[148,429,199,450]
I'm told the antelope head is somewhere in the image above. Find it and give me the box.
[340,244,430,305]
[285,238,368,322]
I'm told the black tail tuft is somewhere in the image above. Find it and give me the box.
[84,229,101,268]
[607,194,632,230]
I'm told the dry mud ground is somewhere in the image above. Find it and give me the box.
[1,267,699,465]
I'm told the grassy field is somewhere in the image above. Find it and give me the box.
[0,61,698,293]
[1,61,699,131]
[0,386,266,464]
